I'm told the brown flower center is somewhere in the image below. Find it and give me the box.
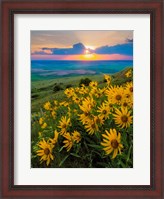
[62,124,66,128]
[123,102,128,107]
[96,118,100,124]
[116,95,122,100]
[44,148,50,155]
[91,123,96,129]
[84,112,89,116]
[111,139,119,149]
[130,87,133,92]
[121,115,128,122]
[126,94,130,98]
[109,103,113,108]
[103,110,107,114]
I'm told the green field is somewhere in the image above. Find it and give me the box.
[31,67,132,113]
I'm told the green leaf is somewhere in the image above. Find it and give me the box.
[118,160,126,168]
[59,146,65,152]
[70,153,81,158]
[127,144,132,163]
[87,144,103,150]
[59,155,69,167]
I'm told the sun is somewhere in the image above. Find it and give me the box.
[85,49,90,54]
[83,49,94,59]
[84,53,94,59]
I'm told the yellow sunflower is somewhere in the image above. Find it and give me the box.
[72,130,81,143]
[110,86,125,105]
[84,120,99,135]
[101,129,123,159]
[59,101,69,107]
[104,74,111,85]
[36,139,54,166]
[72,95,81,104]
[89,81,98,87]
[125,81,133,96]
[64,88,74,98]
[51,110,56,119]
[97,103,110,119]
[44,101,51,110]
[104,100,114,112]
[79,97,94,120]
[78,112,91,125]
[49,130,59,145]
[39,117,44,125]
[125,69,132,78]
[93,115,104,126]
[63,132,73,152]
[79,86,89,95]
[58,116,71,135]
[41,122,47,129]
[113,107,133,128]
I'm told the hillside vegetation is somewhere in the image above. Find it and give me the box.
[31,67,132,113]
[31,67,133,168]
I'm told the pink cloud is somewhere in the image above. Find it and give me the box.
[31,54,133,61]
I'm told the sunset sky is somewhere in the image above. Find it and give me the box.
[31,31,133,61]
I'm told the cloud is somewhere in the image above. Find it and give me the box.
[33,41,133,56]
[126,38,133,43]
[95,43,133,56]
[32,49,52,55]
[42,43,89,55]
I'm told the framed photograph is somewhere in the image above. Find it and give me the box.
[1,0,163,198]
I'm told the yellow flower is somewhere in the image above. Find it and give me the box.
[89,81,98,87]
[125,81,133,96]
[39,117,44,125]
[79,86,89,95]
[49,130,59,144]
[44,101,51,110]
[72,131,81,143]
[36,139,54,166]
[58,116,70,135]
[41,122,47,129]
[59,101,69,107]
[84,120,99,135]
[78,112,91,125]
[79,97,94,113]
[97,103,110,119]
[51,110,56,119]
[104,100,114,112]
[54,100,58,106]
[125,69,132,78]
[94,88,104,98]
[79,103,91,113]
[104,74,111,85]
[64,88,74,98]
[113,107,133,128]
[120,98,133,109]
[101,129,123,159]
[93,115,104,126]
[72,95,81,104]
[109,86,125,105]
[63,132,73,152]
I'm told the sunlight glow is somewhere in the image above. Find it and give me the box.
[85,45,95,50]
[84,53,95,59]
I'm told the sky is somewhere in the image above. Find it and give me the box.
[31,31,133,61]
